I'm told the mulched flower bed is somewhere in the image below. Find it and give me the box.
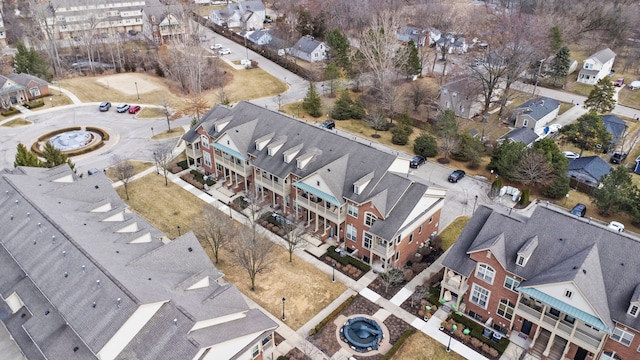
[309,295,381,357]
[367,276,407,300]
[318,254,367,281]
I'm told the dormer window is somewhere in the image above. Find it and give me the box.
[629,304,639,317]
[517,255,525,266]
[354,185,360,195]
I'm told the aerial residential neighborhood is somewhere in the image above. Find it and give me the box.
[0,1,640,360]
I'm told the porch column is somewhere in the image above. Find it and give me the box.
[530,326,541,350]
[314,212,319,232]
[510,292,523,331]
[542,332,555,357]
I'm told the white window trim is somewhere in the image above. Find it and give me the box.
[503,276,520,292]
[346,224,357,242]
[365,212,377,227]
[497,299,514,320]
[612,326,634,347]
[363,232,372,249]
[475,263,495,284]
[629,304,639,318]
[348,204,358,218]
[470,283,490,309]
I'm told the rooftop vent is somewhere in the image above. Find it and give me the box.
[92,302,96,308]
[188,247,193,252]
[33,240,36,245]
[73,347,79,353]
[582,269,587,274]
[174,318,178,327]
[62,251,66,257]
[95,185,99,189]
[117,298,121,308]
[82,265,86,273]
[52,235,56,244]
[96,280,101,288]
[64,272,68,278]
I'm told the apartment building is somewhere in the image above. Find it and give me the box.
[183,101,447,269]
[0,165,277,360]
[441,204,640,360]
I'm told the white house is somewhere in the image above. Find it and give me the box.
[577,48,616,85]
[210,1,265,30]
[513,97,561,132]
[289,36,327,63]
[247,29,272,45]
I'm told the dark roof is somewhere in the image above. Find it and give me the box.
[568,156,612,182]
[291,36,323,55]
[444,204,640,332]
[7,73,48,87]
[602,114,627,144]
[498,127,539,146]
[516,97,560,121]
[0,166,277,359]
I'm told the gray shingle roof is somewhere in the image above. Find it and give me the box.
[602,114,627,144]
[291,36,323,55]
[516,97,560,121]
[589,48,616,64]
[568,156,612,182]
[499,127,539,146]
[444,204,640,332]
[7,73,48,87]
[0,166,277,359]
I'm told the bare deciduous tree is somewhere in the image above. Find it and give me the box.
[514,151,556,189]
[439,134,460,160]
[231,229,274,292]
[366,108,388,137]
[192,205,232,264]
[111,155,136,200]
[153,144,173,186]
[379,268,405,295]
[281,216,307,262]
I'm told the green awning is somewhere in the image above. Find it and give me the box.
[212,142,245,161]
[294,181,341,207]
[518,287,610,333]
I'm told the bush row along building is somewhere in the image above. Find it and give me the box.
[0,165,277,360]
[182,101,447,270]
[441,204,640,360]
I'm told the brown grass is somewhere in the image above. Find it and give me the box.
[152,127,185,140]
[223,66,287,103]
[391,331,466,360]
[1,118,31,127]
[117,173,346,330]
[137,107,165,119]
[439,217,471,250]
[106,160,154,182]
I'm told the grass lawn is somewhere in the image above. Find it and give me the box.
[106,160,154,182]
[439,216,470,250]
[391,331,466,360]
[137,107,166,119]
[116,173,347,331]
[223,66,287,103]
[152,127,185,140]
[1,118,31,127]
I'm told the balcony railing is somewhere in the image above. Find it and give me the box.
[185,147,201,159]
[517,302,542,319]
[371,242,395,258]
[217,156,247,175]
[254,176,286,195]
[574,328,602,350]
[296,195,342,222]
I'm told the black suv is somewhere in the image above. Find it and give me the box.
[409,156,426,168]
[570,203,587,217]
[321,119,335,130]
[610,151,627,164]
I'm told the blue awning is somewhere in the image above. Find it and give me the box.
[212,142,245,161]
[294,181,341,207]
[518,287,611,333]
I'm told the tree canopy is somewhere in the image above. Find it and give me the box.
[560,111,611,155]
[584,77,616,113]
[302,83,322,117]
[14,42,51,81]
[489,139,527,181]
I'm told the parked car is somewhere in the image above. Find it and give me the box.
[614,78,624,87]
[562,151,580,160]
[218,48,231,55]
[128,30,138,36]
[409,156,426,169]
[448,170,466,183]
[320,119,335,130]
[128,105,141,114]
[210,44,222,50]
[116,103,130,113]
[610,151,628,164]
[570,203,587,217]
[629,81,640,90]
[99,102,111,112]
[607,221,624,232]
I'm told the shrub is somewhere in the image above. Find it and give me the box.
[413,132,438,158]
[38,127,82,141]
[326,246,371,273]
[176,160,189,170]
[309,295,355,335]
[24,100,45,109]
[189,170,215,186]
[451,313,509,354]
[391,122,412,145]
[1,107,20,116]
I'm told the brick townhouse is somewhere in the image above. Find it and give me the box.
[182,101,447,269]
[440,204,640,360]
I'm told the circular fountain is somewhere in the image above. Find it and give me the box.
[49,130,93,151]
[340,317,383,352]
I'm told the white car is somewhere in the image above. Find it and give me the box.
[547,123,562,133]
[218,48,231,55]
[607,221,624,232]
[210,44,222,50]
[562,151,580,160]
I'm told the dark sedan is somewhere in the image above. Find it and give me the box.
[448,170,466,183]
[409,156,426,168]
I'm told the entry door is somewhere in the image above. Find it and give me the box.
[574,347,588,360]
[521,319,533,335]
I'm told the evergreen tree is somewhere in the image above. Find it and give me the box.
[584,77,616,113]
[561,111,612,155]
[41,142,75,171]
[549,26,563,52]
[350,97,366,119]
[323,63,341,97]
[549,46,571,87]
[434,109,458,137]
[302,83,322,117]
[488,139,527,181]
[331,91,353,120]
[14,42,51,81]
[14,143,42,168]
[405,40,422,77]
[326,29,351,71]
[454,133,485,168]
[592,165,634,216]
[391,112,413,145]
[413,132,438,158]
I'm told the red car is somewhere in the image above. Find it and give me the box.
[128,105,141,114]
[614,78,624,87]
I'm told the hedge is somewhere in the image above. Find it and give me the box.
[176,160,189,170]
[24,100,45,109]
[37,127,82,141]
[326,245,371,273]
[309,295,355,336]
[380,328,416,360]
[1,107,20,116]
[86,126,109,141]
[451,313,509,354]
[427,287,441,306]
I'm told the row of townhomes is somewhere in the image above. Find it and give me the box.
[0,165,277,360]
[441,204,640,360]
[183,101,447,269]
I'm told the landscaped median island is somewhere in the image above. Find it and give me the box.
[116,172,346,331]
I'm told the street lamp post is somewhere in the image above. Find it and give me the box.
[228,201,233,219]
[151,127,154,137]
[177,225,181,236]
[281,297,286,321]
[297,105,300,118]
[446,324,457,352]
[135,81,140,100]
[332,261,336,282]
[50,97,53,107]
[473,195,478,213]
[321,83,325,96]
